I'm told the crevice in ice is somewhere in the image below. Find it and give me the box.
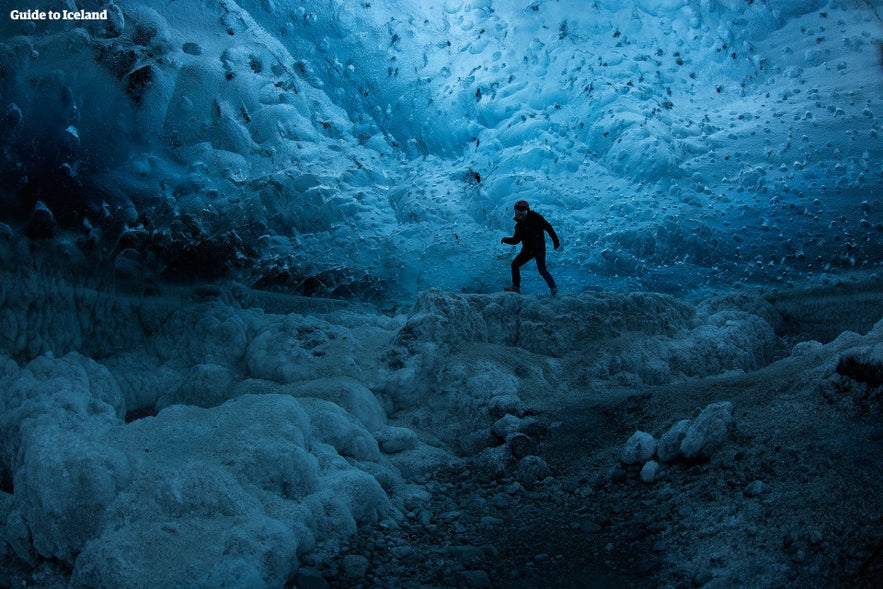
[123,406,159,423]
[836,353,883,389]
[0,465,12,494]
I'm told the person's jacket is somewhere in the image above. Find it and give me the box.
[502,210,560,253]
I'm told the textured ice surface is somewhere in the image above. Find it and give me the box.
[0,0,880,299]
[1,0,882,585]
[1,270,882,586]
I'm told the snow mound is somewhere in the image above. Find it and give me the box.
[397,289,695,357]
[0,353,397,586]
[245,314,365,383]
[389,289,778,393]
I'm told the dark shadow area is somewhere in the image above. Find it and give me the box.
[124,406,159,423]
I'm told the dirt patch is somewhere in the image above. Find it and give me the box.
[321,336,882,588]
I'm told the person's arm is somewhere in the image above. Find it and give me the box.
[501,223,522,245]
[544,219,560,249]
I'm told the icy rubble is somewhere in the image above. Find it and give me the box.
[620,401,736,484]
[0,274,795,586]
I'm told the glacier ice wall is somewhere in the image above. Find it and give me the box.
[0,0,881,298]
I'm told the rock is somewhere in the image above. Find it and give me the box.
[25,201,57,239]
[519,418,549,438]
[504,481,527,495]
[492,414,522,438]
[492,414,547,441]
[474,445,515,482]
[621,430,657,464]
[743,480,765,497]
[389,545,420,565]
[491,494,510,509]
[580,520,603,533]
[506,432,535,459]
[640,460,660,483]
[657,419,691,463]
[635,558,660,576]
[375,425,418,453]
[806,529,824,546]
[692,566,713,586]
[340,554,370,579]
[680,401,734,459]
[513,455,551,487]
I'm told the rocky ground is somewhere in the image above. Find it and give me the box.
[313,338,883,589]
[3,281,881,589]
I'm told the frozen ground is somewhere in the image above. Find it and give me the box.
[1,258,881,588]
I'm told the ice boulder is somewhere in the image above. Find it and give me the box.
[374,425,419,454]
[621,430,657,465]
[640,460,660,484]
[514,455,552,488]
[657,419,691,463]
[487,393,525,418]
[2,388,399,587]
[155,362,236,409]
[290,377,386,433]
[396,290,488,350]
[491,414,523,439]
[148,302,253,367]
[70,471,299,589]
[1,352,125,421]
[680,401,735,459]
[15,430,131,562]
[670,310,777,378]
[297,398,382,461]
[245,315,361,383]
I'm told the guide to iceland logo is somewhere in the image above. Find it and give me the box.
[9,7,108,20]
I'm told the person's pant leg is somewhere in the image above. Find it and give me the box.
[534,249,557,290]
[511,250,533,287]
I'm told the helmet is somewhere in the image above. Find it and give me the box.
[514,200,530,211]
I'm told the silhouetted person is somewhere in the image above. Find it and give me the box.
[501,200,560,294]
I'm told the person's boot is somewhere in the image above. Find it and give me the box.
[504,286,520,294]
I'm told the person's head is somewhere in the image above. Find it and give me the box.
[514,200,529,221]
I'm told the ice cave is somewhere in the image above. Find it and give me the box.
[0,0,881,587]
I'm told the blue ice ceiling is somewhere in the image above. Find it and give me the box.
[1,0,881,299]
